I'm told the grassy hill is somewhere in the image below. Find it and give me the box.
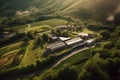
[1,0,119,22]
[0,0,79,17]
[0,0,120,80]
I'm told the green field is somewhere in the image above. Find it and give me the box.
[0,41,27,69]
[12,19,68,31]
[20,40,47,66]
[54,49,92,70]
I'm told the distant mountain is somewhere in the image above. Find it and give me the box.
[0,0,80,17]
[0,0,120,22]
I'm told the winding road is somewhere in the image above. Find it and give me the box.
[6,46,91,80]
[52,47,89,68]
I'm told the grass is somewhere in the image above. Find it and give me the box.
[0,24,52,70]
[55,48,71,56]
[19,25,52,34]
[0,42,23,57]
[54,49,92,70]
[20,40,47,66]
[0,41,29,69]
[12,19,68,31]
[82,28,94,34]
[31,19,68,27]
[99,41,111,48]
[0,50,19,69]
[28,48,92,80]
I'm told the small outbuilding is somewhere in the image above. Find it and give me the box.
[58,37,72,42]
[86,39,95,46]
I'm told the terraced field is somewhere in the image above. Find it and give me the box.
[12,19,68,31]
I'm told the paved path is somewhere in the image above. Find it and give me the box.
[5,47,90,80]
[52,47,89,68]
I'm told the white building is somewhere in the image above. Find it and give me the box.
[65,38,83,47]
[86,39,95,46]
[58,37,72,42]
[78,32,88,37]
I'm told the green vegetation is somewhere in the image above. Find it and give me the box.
[23,23,120,80]
[1,0,120,29]
[54,49,91,70]
[12,19,68,31]
[0,42,22,56]
[0,0,120,80]
[0,41,28,69]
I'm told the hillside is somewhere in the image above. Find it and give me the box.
[0,0,79,17]
[0,0,120,80]
[0,0,120,23]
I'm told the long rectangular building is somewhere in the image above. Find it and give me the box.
[65,38,83,47]
[46,41,66,53]
[45,37,84,54]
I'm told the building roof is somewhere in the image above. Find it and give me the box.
[55,25,68,28]
[86,39,95,43]
[58,37,71,41]
[50,36,58,40]
[65,38,83,46]
[78,32,88,36]
[47,42,66,50]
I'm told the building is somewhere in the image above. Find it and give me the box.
[48,34,59,42]
[88,34,94,38]
[78,33,95,39]
[78,32,88,36]
[45,41,66,54]
[55,25,68,30]
[78,32,89,40]
[58,37,72,42]
[86,39,95,46]
[65,38,83,47]
[44,32,94,55]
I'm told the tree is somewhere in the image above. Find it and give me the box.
[36,36,42,45]
[103,42,114,50]
[42,34,49,43]
[23,36,29,42]
[42,70,57,80]
[111,50,120,58]
[115,39,120,49]
[0,25,5,33]
[56,29,61,36]
[113,26,120,37]
[58,65,78,80]
[26,32,35,39]
[100,30,111,40]
[114,13,120,25]
[79,55,110,80]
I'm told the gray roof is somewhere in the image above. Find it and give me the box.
[65,38,83,46]
[47,42,66,51]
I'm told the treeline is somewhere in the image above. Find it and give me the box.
[85,21,115,32]
[1,15,74,27]
[0,33,25,47]
[40,57,119,80]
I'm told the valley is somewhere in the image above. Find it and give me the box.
[0,0,120,80]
